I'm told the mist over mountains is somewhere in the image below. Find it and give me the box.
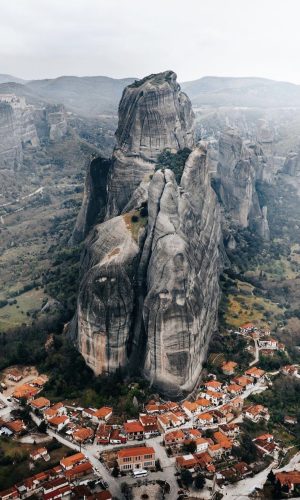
[2,73,300,118]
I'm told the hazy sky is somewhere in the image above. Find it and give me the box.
[1,0,300,83]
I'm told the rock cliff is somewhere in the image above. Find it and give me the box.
[72,71,222,395]
[0,96,39,171]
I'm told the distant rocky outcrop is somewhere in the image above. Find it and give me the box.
[0,95,39,171]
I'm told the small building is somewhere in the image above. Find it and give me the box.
[96,424,112,445]
[164,429,185,447]
[31,397,51,411]
[82,406,112,424]
[204,380,223,392]
[226,384,243,396]
[284,415,298,425]
[239,323,256,334]
[0,487,19,500]
[139,414,159,437]
[281,365,298,377]
[60,452,86,470]
[30,447,49,461]
[109,428,127,444]
[244,367,265,381]
[222,361,238,376]
[48,415,69,432]
[72,427,94,443]
[232,376,254,390]
[176,454,198,471]
[117,446,155,472]
[276,471,300,492]
[182,400,199,418]
[196,413,214,427]
[12,384,39,401]
[7,369,23,383]
[6,419,26,435]
[195,437,209,453]
[258,337,278,350]
[123,420,144,440]
[65,461,93,481]
[244,404,270,423]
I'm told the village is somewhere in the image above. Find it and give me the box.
[0,323,300,500]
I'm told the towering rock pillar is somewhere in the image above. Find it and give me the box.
[73,71,222,395]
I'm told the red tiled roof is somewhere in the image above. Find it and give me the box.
[117,446,154,459]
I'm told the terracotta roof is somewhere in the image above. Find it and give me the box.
[204,380,222,389]
[65,461,93,479]
[12,384,38,399]
[93,407,112,419]
[117,446,155,459]
[123,421,144,433]
[195,398,210,407]
[245,367,265,377]
[213,431,233,449]
[227,384,242,393]
[233,376,253,387]
[197,412,213,421]
[182,400,198,412]
[164,429,185,442]
[6,419,25,433]
[276,471,300,487]
[60,452,85,468]
[73,427,94,442]
[48,415,68,427]
[222,361,238,371]
[31,397,50,409]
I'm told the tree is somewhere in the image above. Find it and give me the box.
[194,473,206,490]
[38,420,47,433]
[181,469,193,487]
[121,482,132,500]
[182,441,197,454]
[111,465,119,477]
[267,469,275,484]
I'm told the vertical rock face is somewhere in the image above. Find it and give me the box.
[73,71,222,395]
[0,95,39,171]
[106,71,195,217]
[211,131,270,239]
[143,147,221,392]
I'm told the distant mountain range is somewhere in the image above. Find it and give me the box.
[1,73,300,116]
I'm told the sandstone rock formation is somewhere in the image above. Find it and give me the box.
[72,71,221,395]
[0,95,39,171]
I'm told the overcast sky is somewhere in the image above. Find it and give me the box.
[1,0,300,83]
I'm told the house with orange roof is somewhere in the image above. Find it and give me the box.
[72,427,94,443]
[195,451,215,472]
[194,398,211,411]
[48,415,69,431]
[82,406,112,424]
[145,402,160,414]
[12,384,39,401]
[244,366,265,381]
[182,400,199,418]
[65,461,93,481]
[275,470,300,491]
[157,412,181,432]
[117,446,155,472]
[6,419,26,435]
[195,437,210,453]
[222,361,238,376]
[204,380,223,392]
[201,390,227,405]
[208,443,224,459]
[176,454,199,471]
[239,323,256,334]
[123,420,144,440]
[281,365,299,377]
[30,377,47,388]
[164,429,185,446]
[0,486,19,500]
[213,431,233,452]
[232,376,254,390]
[7,369,23,382]
[226,384,243,396]
[31,397,50,411]
[30,447,48,461]
[60,452,86,470]
[196,413,214,427]
[244,404,270,423]
[96,424,112,445]
[139,414,159,437]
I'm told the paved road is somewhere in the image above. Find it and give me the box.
[30,412,122,498]
[249,339,259,366]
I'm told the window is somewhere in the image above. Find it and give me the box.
[144,461,153,467]
[123,457,131,463]
[144,454,153,459]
